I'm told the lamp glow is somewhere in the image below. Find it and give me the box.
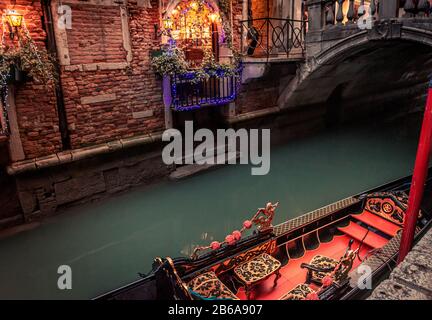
[209,13,219,23]
[163,17,174,30]
[6,10,23,28]
[5,10,23,40]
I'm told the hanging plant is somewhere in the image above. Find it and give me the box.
[201,49,238,76]
[0,28,58,88]
[151,42,190,77]
[185,49,241,84]
[0,55,26,85]
[152,41,242,82]
[218,0,233,48]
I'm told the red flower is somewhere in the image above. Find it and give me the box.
[225,234,236,245]
[243,220,253,229]
[232,230,242,241]
[210,241,221,250]
[322,275,333,288]
[305,292,319,300]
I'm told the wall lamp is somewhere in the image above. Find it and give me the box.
[154,17,174,39]
[5,10,23,40]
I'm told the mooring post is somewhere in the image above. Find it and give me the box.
[398,80,432,264]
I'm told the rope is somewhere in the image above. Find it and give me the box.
[356,228,370,262]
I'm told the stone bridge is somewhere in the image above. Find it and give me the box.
[274,0,432,124]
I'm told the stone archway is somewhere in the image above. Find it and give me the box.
[162,0,224,65]
[164,0,220,17]
[313,25,432,67]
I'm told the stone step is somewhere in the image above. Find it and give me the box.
[169,152,241,180]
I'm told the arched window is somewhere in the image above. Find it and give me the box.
[164,0,221,67]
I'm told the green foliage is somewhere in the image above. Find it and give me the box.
[0,32,58,87]
[151,45,189,77]
[202,49,237,76]
[151,43,241,83]
[218,0,233,48]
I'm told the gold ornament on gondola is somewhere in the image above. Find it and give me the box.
[190,202,279,260]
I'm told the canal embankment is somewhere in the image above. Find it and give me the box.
[369,227,432,300]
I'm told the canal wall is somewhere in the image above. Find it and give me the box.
[368,227,432,300]
[3,139,171,227]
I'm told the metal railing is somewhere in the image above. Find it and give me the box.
[171,72,240,111]
[240,18,307,59]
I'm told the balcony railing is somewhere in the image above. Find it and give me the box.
[171,72,240,111]
[240,18,307,60]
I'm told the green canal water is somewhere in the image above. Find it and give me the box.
[0,115,423,299]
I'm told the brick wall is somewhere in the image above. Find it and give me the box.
[60,0,165,149]
[231,0,243,50]
[236,78,280,114]
[66,4,127,65]
[251,0,273,19]
[1,0,63,159]
[232,0,287,115]
[1,0,282,161]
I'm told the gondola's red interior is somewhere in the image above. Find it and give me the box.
[237,207,402,300]
[183,194,406,300]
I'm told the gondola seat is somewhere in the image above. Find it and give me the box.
[301,255,339,285]
[233,253,282,300]
[279,284,316,300]
[187,271,239,300]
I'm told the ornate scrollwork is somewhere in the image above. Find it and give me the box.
[251,202,279,231]
[190,202,279,260]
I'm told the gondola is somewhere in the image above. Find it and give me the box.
[96,170,432,300]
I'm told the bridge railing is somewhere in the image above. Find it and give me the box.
[307,0,431,32]
[240,18,307,59]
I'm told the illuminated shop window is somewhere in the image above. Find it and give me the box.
[165,0,221,66]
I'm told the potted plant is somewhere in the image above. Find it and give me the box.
[0,55,28,84]
[0,32,57,87]
[151,43,189,77]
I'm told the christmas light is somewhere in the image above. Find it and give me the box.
[0,87,11,136]
[209,13,219,23]
[171,66,242,112]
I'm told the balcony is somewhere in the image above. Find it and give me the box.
[240,18,307,61]
[171,71,240,111]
